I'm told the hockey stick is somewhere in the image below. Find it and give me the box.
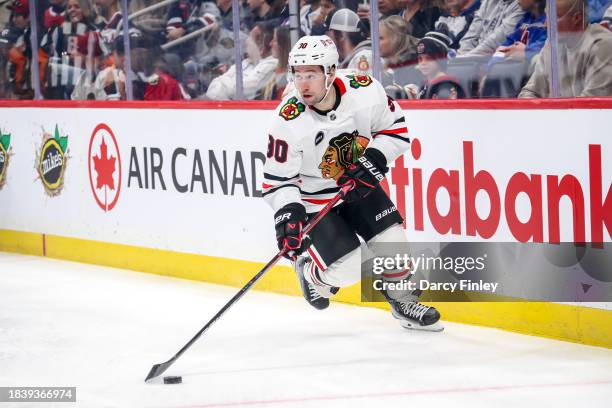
[144,181,355,382]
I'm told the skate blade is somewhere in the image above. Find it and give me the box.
[398,320,444,332]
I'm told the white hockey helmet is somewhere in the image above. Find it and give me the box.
[288,35,339,76]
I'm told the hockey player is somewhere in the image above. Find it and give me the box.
[262,35,442,331]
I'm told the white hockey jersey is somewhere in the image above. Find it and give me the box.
[262,73,410,214]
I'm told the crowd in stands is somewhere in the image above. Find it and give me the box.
[0,0,610,100]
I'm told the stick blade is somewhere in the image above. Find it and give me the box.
[145,361,173,383]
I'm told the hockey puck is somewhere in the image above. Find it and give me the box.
[163,376,182,384]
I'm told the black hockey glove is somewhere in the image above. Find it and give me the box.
[336,148,388,203]
[274,203,311,259]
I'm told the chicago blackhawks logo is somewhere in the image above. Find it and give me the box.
[347,74,372,89]
[88,123,122,212]
[279,96,305,121]
[0,129,11,190]
[35,125,69,196]
[319,131,369,180]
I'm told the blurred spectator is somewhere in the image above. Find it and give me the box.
[329,7,372,73]
[435,0,481,48]
[146,53,191,100]
[311,0,336,35]
[163,0,221,62]
[1,0,28,45]
[206,22,277,99]
[407,28,466,98]
[94,0,121,52]
[257,24,289,99]
[4,0,39,99]
[40,0,99,99]
[183,19,248,96]
[0,2,9,27]
[356,0,370,20]
[217,0,247,30]
[378,0,403,18]
[245,0,277,29]
[128,0,170,34]
[114,32,155,100]
[601,4,612,29]
[267,0,290,26]
[400,0,443,39]
[488,0,546,64]
[380,15,419,69]
[519,0,612,97]
[301,0,321,35]
[71,31,106,99]
[168,0,205,40]
[458,0,525,57]
[44,0,66,30]
[588,0,612,23]
[109,30,190,101]
[166,0,220,44]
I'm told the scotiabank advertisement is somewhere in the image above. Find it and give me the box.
[0,104,610,286]
[388,108,610,245]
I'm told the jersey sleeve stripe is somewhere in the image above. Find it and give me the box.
[374,126,408,136]
[264,173,299,182]
[262,184,300,197]
[303,197,333,204]
[373,133,410,143]
[393,117,406,124]
[300,186,341,196]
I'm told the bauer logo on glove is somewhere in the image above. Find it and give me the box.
[336,148,389,203]
[357,155,385,182]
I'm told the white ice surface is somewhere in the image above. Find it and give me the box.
[1,252,611,408]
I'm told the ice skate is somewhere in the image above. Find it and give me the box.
[294,256,338,310]
[388,299,444,332]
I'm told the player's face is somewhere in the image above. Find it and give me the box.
[293,65,327,105]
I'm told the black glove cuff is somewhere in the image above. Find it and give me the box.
[363,148,389,175]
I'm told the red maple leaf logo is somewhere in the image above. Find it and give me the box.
[93,137,116,190]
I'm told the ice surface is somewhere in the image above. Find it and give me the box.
[1,252,611,408]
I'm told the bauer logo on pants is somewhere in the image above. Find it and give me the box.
[36,125,69,196]
[88,123,122,212]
